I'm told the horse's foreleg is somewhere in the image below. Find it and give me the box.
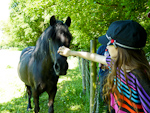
[32,88,40,113]
[47,86,57,113]
[26,85,32,111]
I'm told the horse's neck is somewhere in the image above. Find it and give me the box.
[32,26,54,65]
[33,36,51,61]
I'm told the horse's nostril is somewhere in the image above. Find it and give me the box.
[54,63,60,71]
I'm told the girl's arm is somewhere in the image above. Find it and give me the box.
[57,46,107,65]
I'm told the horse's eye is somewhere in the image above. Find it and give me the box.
[60,31,64,35]
[63,32,67,37]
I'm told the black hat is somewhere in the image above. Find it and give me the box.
[98,20,147,49]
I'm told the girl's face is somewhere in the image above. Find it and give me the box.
[107,45,118,59]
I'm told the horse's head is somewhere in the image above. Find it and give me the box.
[49,16,72,76]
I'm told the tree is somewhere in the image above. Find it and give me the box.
[1,0,150,54]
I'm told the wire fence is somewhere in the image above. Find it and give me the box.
[78,57,101,113]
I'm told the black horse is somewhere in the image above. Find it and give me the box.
[17,16,72,113]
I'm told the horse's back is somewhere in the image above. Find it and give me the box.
[18,46,35,85]
[20,46,35,59]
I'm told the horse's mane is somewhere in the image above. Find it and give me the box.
[32,26,53,59]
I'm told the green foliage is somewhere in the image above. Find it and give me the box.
[1,0,150,52]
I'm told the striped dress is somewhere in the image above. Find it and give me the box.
[106,56,150,113]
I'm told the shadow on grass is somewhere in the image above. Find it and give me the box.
[0,66,106,113]
[55,67,90,113]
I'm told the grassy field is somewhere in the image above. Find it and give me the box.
[0,50,91,113]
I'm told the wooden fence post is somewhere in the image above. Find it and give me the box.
[90,39,97,113]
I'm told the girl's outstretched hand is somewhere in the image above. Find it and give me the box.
[57,46,71,57]
[58,46,107,65]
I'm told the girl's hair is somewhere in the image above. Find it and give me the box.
[103,47,150,112]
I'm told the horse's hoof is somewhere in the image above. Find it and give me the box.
[48,109,54,113]
[48,107,54,113]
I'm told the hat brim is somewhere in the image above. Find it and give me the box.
[98,35,109,45]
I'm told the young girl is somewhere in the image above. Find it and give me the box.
[57,20,150,113]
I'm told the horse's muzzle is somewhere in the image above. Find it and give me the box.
[54,61,68,76]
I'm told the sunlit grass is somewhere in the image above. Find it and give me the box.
[0,68,26,103]
[69,105,81,111]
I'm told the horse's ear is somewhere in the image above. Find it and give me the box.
[65,16,71,27]
[50,15,56,26]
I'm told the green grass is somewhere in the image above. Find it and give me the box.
[54,67,90,113]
